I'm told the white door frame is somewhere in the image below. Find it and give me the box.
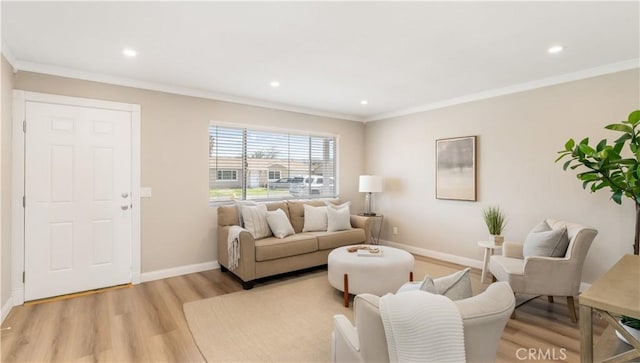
[12,90,141,305]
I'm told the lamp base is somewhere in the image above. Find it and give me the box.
[363,192,376,216]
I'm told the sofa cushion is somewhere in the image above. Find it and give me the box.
[489,255,525,292]
[307,229,366,250]
[255,234,318,262]
[265,202,290,218]
[217,205,240,227]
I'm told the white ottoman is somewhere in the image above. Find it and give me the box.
[328,245,415,307]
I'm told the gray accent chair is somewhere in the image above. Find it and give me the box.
[489,219,598,323]
[331,282,515,363]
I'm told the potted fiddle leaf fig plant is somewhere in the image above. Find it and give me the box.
[556,109,640,341]
[482,206,506,245]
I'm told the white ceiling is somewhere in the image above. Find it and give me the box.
[2,1,639,121]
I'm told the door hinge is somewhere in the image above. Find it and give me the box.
[22,271,25,283]
[22,120,26,133]
[22,195,25,208]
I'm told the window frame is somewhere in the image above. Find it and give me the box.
[268,170,281,181]
[209,122,339,205]
[216,169,238,181]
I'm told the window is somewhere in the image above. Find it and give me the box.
[268,170,281,180]
[216,170,237,181]
[209,124,337,203]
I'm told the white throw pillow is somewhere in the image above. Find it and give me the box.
[302,205,328,232]
[326,204,352,232]
[325,200,351,210]
[241,204,272,239]
[266,208,295,239]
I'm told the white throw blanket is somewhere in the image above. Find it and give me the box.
[379,290,466,363]
[227,226,245,271]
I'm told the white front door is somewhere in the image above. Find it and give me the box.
[24,101,133,301]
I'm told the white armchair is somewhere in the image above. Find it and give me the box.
[489,219,598,323]
[331,282,515,363]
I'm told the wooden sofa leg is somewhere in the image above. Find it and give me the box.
[567,296,577,323]
[242,280,255,290]
[491,275,497,283]
[548,296,554,303]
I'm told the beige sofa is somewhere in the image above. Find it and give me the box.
[217,200,373,289]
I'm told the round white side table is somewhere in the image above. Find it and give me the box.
[478,240,503,284]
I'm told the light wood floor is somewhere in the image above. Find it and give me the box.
[1,256,606,362]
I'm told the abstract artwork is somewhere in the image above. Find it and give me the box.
[436,136,477,201]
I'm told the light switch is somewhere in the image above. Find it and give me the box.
[140,187,152,198]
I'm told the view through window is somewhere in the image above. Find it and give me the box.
[209,124,337,203]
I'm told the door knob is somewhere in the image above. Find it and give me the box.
[121,192,129,198]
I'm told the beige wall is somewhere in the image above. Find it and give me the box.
[365,69,640,283]
[14,72,366,273]
[1,56,14,307]
[8,66,638,285]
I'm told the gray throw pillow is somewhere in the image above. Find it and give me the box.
[523,221,570,257]
[419,268,472,301]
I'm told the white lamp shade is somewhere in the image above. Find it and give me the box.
[359,175,383,193]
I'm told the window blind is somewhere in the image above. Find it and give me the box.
[209,124,337,203]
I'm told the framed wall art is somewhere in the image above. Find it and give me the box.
[436,136,477,201]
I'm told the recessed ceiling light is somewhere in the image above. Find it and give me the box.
[270,81,280,88]
[122,48,137,57]
[548,45,564,54]
[360,100,368,105]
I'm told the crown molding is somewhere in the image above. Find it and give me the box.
[1,40,18,71]
[365,58,640,122]
[9,56,638,124]
[13,60,364,122]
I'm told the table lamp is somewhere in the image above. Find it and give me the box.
[359,175,382,216]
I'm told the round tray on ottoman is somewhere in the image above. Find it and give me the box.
[328,245,415,307]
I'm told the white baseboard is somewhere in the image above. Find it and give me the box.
[140,261,220,283]
[382,240,484,269]
[1,296,13,324]
[12,288,23,306]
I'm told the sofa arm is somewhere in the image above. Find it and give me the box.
[334,315,359,351]
[351,215,373,244]
[523,256,580,296]
[333,314,362,363]
[502,241,524,259]
[217,225,257,283]
[353,294,389,362]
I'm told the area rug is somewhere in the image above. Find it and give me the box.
[183,271,353,362]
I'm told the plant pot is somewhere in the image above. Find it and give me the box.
[616,320,640,346]
[492,235,504,245]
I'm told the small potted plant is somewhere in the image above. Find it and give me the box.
[482,206,506,245]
